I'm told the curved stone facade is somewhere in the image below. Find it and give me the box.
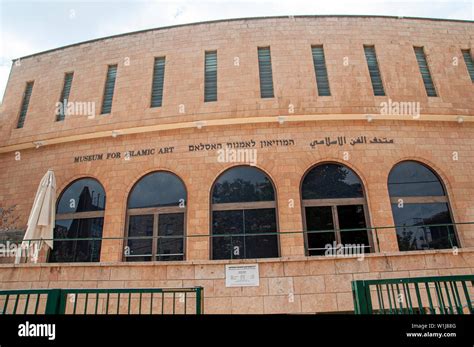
[0,16,473,314]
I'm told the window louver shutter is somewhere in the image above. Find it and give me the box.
[101,65,118,114]
[204,51,217,102]
[17,81,34,128]
[364,46,385,96]
[311,46,331,96]
[258,47,274,98]
[414,47,437,97]
[462,49,474,83]
[151,57,166,107]
[57,73,74,121]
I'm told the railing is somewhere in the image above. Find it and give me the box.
[0,287,204,315]
[352,275,474,314]
[1,222,470,263]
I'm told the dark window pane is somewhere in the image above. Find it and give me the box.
[157,213,184,261]
[56,72,74,121]
[57,178,106,213]
[17,81,34,128]
[212,166,275,204]
[49,218,103,262]
[388,161,445,197]
[151,57,166,107]
[305,206,336,256]
[414,47,437,97]
[101,65,117,114]
[364,46,385,96]
[204,51,217,102]
[126,215,153,261]
[212,209,278,259]
[244,209,278,258]
[391,203,457,251]
[462,49,474,82]
[212,210,244,260]
[128,172,186,209]
[302,164,364,199]
[258,47,274,98]
[312,46,331,96]
[337,205,370,253]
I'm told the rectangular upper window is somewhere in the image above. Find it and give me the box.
[151,57,166,107]
[16,81,34,128]
[57,72,74,121]
[414,47,437,97]
[364,46,385,96]
[101,65,117,114]
[258,47,274,98]
[462,49,474,83]
[311,45,331,96]
[204,51,217,102]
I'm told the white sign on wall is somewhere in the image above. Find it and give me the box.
[225,264,260,287]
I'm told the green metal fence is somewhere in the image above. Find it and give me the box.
[0,287,203,315]
[352,275,474,314]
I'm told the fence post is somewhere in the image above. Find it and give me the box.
[352,280,372,314]
[45,289,61,314]
[196,287,203,315]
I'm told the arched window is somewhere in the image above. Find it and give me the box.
[211,166,279,259]
[49,178,106,262]
[126,171,186,261]
[301,163,372,256]
[388,161,458,251]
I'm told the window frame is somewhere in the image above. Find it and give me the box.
[124,171,187,262]
[100,64,118,115]
[209,165,280,260]
[413,46,438,97]
[363,45,386,96]
[311,45,331,96]
[204,50,218,102]
[16,81,34,129]
[48,177,106,263]
[461,49,474,83]
[257,46,275,99]
[150,56,166,108]
[388,160,459,250]
[56,72,74,122]
[300,162,374,255]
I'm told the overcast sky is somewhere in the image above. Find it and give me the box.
[0,0,473,101]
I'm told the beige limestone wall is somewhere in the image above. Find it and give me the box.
[0,120,473,260]
[0,16,473,314]
[0,249,472,313]
[0,16,473,147]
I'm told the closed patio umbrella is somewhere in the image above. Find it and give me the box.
[15,170,56,264]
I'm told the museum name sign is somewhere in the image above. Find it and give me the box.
[73,147,173,163]
[73,135,395,163]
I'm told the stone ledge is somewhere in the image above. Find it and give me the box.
[1,247,472,269]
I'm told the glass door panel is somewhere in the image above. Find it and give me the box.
[305,206,336,256]
[244,208,278,258]
[212,210,244,259]
[337,205,370,253]
[157,213,184,261]
[127,215,153,261]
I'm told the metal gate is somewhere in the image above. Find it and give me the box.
[352,275,473,314]
[0,287,203,315]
